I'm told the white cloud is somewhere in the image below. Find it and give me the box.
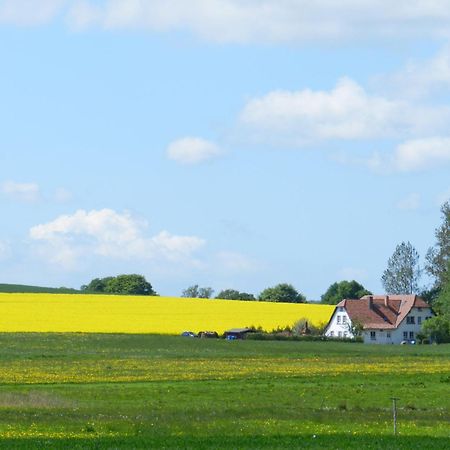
[392,137,450,172]
[66,1,450,43]
[396,193,421,210]
[239,78,450,145]
[376,45,450,99]
[1,181,40,202]
[0,0,67,25]
[166,137,222,165]
[216,251,260,272]
[4,1,450,44]
[29,209,205,269]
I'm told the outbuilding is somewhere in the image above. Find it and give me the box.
[224,328,254,340]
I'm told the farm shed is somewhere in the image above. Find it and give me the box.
[224,328,254,339]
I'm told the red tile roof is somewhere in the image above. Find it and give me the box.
[336,295,431,330]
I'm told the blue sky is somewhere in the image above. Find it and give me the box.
[1,1,450,299]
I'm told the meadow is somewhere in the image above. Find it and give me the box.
[0,293,334,334]
[0,333,448,449]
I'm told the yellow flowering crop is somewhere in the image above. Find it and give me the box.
[0,293,333,334]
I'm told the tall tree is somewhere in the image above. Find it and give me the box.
[181,285,199,298]
[259,283,306,303]
[198,287,214,299]
[104,274,155,296]
[215,289,255,301]
[181,285,214,298]
[321,280,372,304]
[82,275,155,295]
[426,201,450,288]
[381,241,421,294]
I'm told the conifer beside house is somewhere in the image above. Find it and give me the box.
[324,295,434,344]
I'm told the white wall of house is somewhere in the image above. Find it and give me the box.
[362,307,434,344]
[324,307,354,339]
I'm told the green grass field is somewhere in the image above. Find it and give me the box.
[0,334,448,449]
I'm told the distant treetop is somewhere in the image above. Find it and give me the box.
[81,274,156,296]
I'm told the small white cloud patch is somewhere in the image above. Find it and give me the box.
[393,137,450,172]
[166,137,222,165]
[1,181,40,202]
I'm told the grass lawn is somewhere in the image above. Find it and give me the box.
[0,333,448,448]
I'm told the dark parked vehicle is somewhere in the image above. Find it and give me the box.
[181,331,196,337]
[198,331,219,338]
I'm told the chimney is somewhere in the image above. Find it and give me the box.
[384,295,389,307]
[368,295,373,309]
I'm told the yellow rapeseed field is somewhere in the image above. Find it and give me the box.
[0,293,334,334]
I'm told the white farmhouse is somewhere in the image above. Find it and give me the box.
[324,295,434,344]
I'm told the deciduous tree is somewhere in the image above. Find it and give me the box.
[381,241,421,294]
[259,283,306,303]
[426,201,450,288]
[215,289,255,301]
[321,280,371,304]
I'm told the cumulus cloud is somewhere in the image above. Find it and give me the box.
[1,181,40,202]
[29,209,205,269]
[376,45,450,99]
[166,137,222,165]
[0,0,67,25]
[392,137,450,172]
[5,1,450,44]
[66,1,450,43]
[240,78,449,145]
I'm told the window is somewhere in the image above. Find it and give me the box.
[387,332,391,338]
[370,331,376,340]
[409,331,414,340]
[337,315,341,324]
[342,316,347,324]
[329,331,334,337]
[338,331,343,338]
[403,331,408,340]
[418,317,422,325]
[406,316,415,324]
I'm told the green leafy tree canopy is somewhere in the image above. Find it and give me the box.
[181,285,214,298]
[82,274,156,296]
[215,289,255,301]
[426,201,450,288]
[321,280,372,304]
[381,241,421,294]
[259,283,306,303]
